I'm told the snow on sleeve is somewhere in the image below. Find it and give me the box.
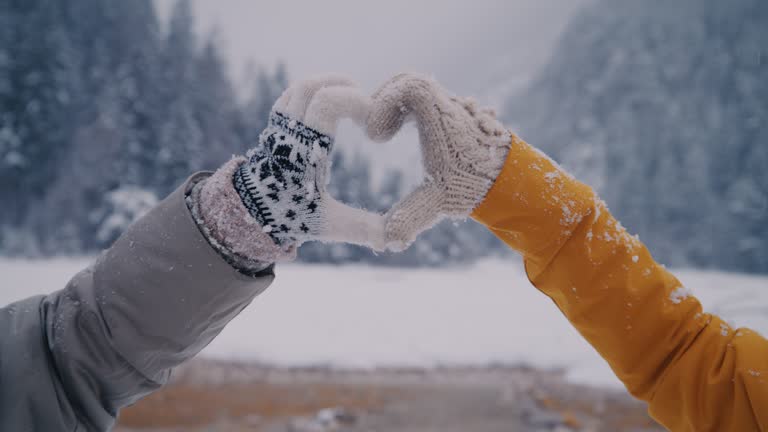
[560,202,581,226]
[587,199,642,256]
[544,170,560,184]
[592,198,603,223]
[669,286,693,304]
[720,323,730,336]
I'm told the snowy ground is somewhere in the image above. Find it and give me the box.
[1,257,766,389]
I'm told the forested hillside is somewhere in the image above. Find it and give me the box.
[506,0,767,273]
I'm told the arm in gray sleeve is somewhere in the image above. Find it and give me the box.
[0,171,277,431]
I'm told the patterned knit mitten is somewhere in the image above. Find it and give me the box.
[234,76,388,251]
[367,73,512,251]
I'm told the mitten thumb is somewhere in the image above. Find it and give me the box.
[384,182,445,252]
[315,196,387,252]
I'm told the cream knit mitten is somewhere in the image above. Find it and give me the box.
[367,73,512,251]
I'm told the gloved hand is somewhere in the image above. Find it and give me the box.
[366,73,512,251]
[234,76,388,251]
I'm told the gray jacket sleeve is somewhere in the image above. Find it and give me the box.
[0,173,275,432]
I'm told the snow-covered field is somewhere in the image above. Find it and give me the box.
[1,257,766,389]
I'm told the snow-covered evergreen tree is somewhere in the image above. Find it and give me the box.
[0,0,273,253]
[0,0,78,231]
[243,62,289,134]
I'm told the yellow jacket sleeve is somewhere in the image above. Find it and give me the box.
[471,134,768,431]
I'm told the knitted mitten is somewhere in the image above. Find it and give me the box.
[367,73,512,251]
[234,76,388,252]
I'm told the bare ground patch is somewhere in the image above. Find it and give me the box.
[116,359,661,432]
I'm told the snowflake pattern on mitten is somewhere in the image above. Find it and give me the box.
[233,111,333,245]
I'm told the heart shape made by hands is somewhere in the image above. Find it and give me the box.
[266,74,510,253]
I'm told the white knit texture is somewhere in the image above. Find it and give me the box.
[236,112,333,242]
[367,73,512,251]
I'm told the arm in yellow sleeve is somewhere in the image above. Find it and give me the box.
[472,134,768,431]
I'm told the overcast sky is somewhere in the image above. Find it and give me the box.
[154,0,590,183]
[155,1,588,95]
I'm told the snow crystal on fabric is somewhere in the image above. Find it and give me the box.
[669,286,692,304]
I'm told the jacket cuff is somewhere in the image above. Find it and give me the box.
[471,134,598,276]
[188,157,296,269]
